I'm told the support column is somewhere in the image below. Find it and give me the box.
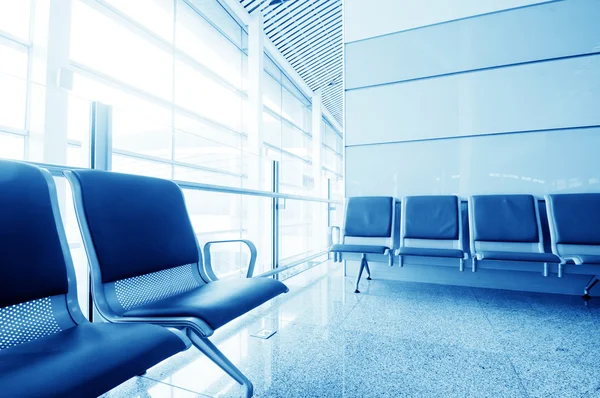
[247,11,264,190]
[311,90,323,197]
[311,91,326,252]
[41,0,72,166]
[245,12,271,273]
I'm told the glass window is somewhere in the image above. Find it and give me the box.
[175,112,242,149]
[0,132,25,160]
[0,41,29,131]
[262,111,281,148]
[263,72,281,114]
[282,87,306,128]
[113,108,173,159]
[176,1,242,89]
[103,0,174,42]
[0,0,32,41]
[174,58,242,130]
[70,0,173,100]
[174,166,241,187]
[0,73,27,129]
[183,0,244,49]
[71,73,173,159]
[174,129,242,174]
[0,40,28,79]
[112,154,172,179]
[281,74,309,106]
[282,122,309,159]
[67,145,86,168]
[67,0,247,186]
[280,154,313,195]
[264,54,281,81]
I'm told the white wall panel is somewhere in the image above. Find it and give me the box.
[344,0,552,43]
[346,127,600,198]
[346,54,600,146]
[345,0,600,90]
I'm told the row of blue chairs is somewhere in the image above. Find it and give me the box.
[0,161,288,397]
[330,195,600,294]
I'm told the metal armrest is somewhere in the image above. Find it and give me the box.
[203,240,258,281]
[561,255,582,265]
[329,226,341,247]
[328,226,342,262]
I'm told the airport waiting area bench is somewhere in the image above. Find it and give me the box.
[0,161,288,398]
[331,193,600,296]
[0,161,189,397]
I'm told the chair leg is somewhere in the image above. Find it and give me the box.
[584,276,599,297]
[355,254,367,293]
[558,262,564,278]
[187,331,254,398]
[365,260,372,281]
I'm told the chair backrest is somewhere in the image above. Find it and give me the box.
[546,193,600,257]
[0,161,84,350]
[401,195,462,250]
[469,194,544,254]
[67,170,208,319]
[342,196,395,246]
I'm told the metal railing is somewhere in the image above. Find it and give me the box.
[27,101,341,280]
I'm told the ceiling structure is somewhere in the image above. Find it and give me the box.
[239,0,343,127]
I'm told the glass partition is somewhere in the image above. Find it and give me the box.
[0,0,343,323]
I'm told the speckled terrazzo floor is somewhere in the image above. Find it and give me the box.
[102,262,600,398]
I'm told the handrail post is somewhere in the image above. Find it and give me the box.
[327,178,332,260]
[271,160,280,279]
[87,101,112,321]
[90,102,112,171]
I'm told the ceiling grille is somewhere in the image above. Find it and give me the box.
[240,0,343,126]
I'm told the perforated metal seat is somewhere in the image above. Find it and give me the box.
[123,277,288,330]
[66,169,288,398]
[0,160,188,397]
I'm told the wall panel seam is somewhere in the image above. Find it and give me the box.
[343,0,564,45]
[345,50,600,92]
[345,124,600,148]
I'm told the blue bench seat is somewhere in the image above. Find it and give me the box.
[67,169,288,398]
[330,244,389,255]
[123,278,288,330]
[398,247,464,259]
[477,251,560,263]
[0,323,185,398]
[546,193,600,294]
[329,196,395,293]
[469,195,558,274]
[0,160,188,397]
[397,196,466,269]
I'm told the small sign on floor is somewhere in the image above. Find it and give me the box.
[250,329,277,339]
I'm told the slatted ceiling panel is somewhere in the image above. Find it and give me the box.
[239,0,343,127]
[322,80,343,123]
